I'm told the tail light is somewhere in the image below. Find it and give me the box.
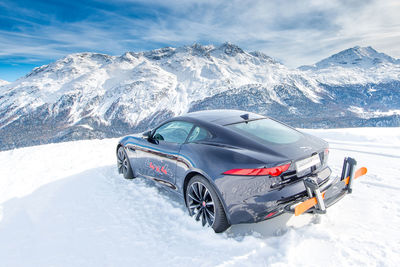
[265,211,277,219]
[223,163,290,176]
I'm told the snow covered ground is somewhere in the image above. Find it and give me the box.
[0,128,399,266]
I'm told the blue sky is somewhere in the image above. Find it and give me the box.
[1,0,399,81]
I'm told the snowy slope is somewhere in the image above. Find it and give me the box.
[0,128,399,266]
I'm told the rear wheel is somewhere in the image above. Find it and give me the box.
[117,146,134,179]
[186,175,230,233]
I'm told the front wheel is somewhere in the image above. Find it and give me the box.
[117,146,134,179]
[186,175,230,233]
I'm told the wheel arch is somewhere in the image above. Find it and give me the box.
[116,135,132,153]
[183,170,232,225]
[116,142,123,154]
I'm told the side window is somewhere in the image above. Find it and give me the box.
[152,121,193,144]
[187,126,211,143]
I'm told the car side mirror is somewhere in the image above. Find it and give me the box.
[143,130,152,139]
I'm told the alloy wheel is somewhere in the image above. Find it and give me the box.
[117,147,129,175]
[187,182,215,227]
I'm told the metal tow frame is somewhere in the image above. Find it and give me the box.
[301,157,357,214]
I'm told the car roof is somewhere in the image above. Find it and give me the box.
[182,109,265,125]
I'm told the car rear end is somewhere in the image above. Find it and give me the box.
[215,153,334,224]
[215,116,335,224]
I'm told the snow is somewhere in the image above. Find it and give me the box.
[301,64,400,85]
[0,128,399,266]
[299,46,400,85]
[305,46,400,70]
[0,79,9,87]
[348,107,400,119]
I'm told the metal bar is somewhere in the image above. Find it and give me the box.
[306,186,313,198]
[346,157,357,194]
[303,177,326,213]
[340,157,348,181]
[314,188,326,212]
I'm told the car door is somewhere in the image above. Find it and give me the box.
[136,120,194,186]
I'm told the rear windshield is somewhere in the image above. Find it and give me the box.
[226,118,302,144]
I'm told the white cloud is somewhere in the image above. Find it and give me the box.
[0,0,399,67]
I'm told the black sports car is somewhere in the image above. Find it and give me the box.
[116,109,366,233]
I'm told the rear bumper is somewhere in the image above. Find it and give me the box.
[216,166,334,225]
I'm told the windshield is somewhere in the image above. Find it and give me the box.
[226,118,302,144]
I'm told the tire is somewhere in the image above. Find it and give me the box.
[185,175,230,233]
[117,146,134,179]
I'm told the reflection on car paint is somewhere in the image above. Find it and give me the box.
[125,141,195,168]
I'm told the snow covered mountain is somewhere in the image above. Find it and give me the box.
[0,43,399,150]
[299,46,400,85]
[301,46,400,70]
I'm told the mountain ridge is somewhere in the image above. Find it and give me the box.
[0,43,399,150]
[299,45,400,70]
